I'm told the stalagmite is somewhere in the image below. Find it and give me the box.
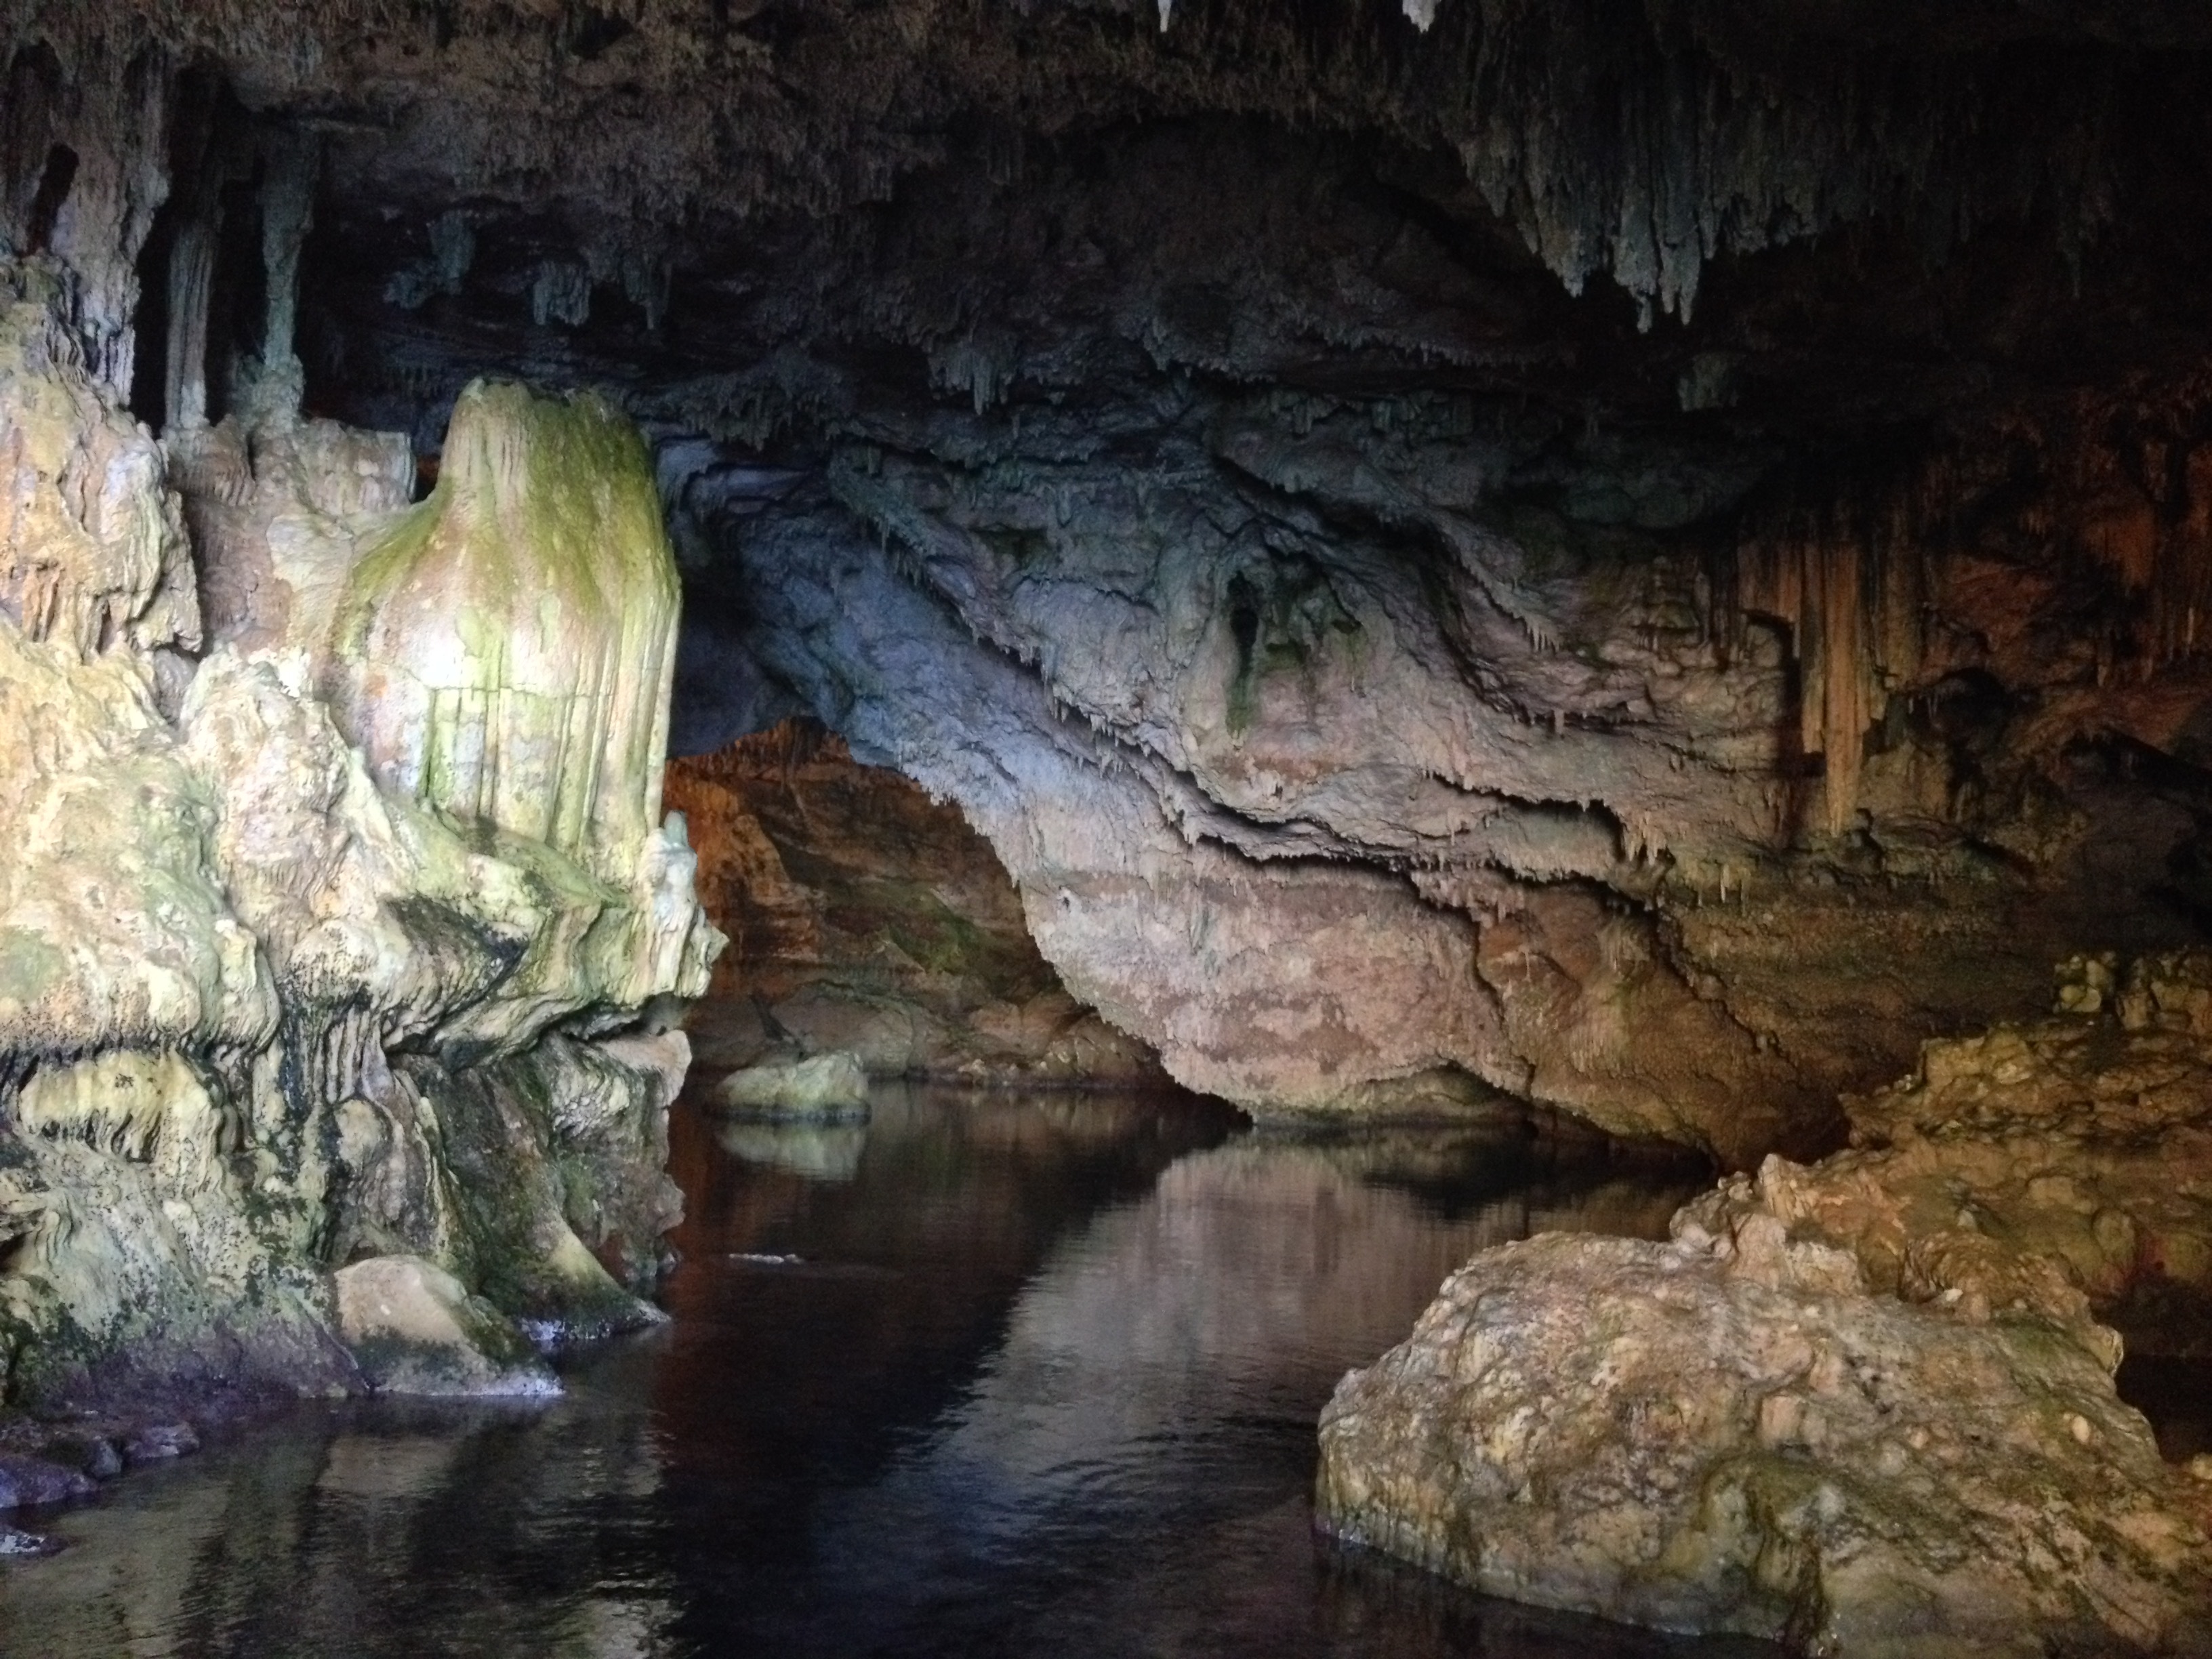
[330,382,682,886]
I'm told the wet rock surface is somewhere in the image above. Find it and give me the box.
[1317,1231,2212,1658]
[333,1255,560,1399]
[714,1051,873,1120]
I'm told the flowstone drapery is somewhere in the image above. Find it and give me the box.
[0,252,718,1418]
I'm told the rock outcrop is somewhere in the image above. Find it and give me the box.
[1317,1231,2212,1658]
[1675,950,2212,1363]
[1317,960,2212,1651]
[0,236,718,1430]
[667,721,1163,1088]
[714,1052,871,1120]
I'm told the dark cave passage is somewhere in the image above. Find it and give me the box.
[664,717,1166,1092]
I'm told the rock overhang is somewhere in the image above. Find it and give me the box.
[11,3,2212,1151]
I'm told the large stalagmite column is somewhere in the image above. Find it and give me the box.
[327,380,682,885]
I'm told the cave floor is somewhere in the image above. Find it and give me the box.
[2,1065,2195,1657]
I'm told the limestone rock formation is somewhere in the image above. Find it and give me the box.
[332,381,680,886]
[715,1051,871,1120]
[331,1254,557,1398]
[1677,955,2212,1361]
[7,7,2212,1155]
[667,722,1163,1087]
[1316,1231,2212,1658]
[0,239,718,1425]
[1317,962,2212,1650]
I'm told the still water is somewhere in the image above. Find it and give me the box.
[0,1080,1784,1658]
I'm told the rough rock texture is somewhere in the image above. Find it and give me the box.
[1317,966,2212,1650]
[331,1254,556,1397]
[0,232,718,1425]
[666,720,1163,1086]
[714,1051,870,1120]
[1317,1231,2212,1658]
[5,9,2212,1152]
[1679,952,2212,1361]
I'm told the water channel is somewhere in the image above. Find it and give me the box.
[0,1076,1820,1657]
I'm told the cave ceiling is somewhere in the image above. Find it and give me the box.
[12,0,2212,1150]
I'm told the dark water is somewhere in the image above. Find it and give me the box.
[0,1080,1784,1659]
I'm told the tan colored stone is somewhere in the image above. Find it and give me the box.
[333,1255,556,1397]
[1318,1233,2212,1658]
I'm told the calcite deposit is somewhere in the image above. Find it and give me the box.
[0,220,718,1436]
[1319,960,2212,1651]
[7,2,2212,1634]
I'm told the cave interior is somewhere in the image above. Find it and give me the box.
[7,0,2212,1650]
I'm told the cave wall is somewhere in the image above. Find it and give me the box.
[0,43,722,1410]
[9,3,2212,1170]
[666,720,1163,1086]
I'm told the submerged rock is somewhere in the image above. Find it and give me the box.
[0,1455,96,1511]
[333,1256,558,1399]
[714,1052,871,1120]
[120,1422,199,1465]
[1317,1231,2212,1657]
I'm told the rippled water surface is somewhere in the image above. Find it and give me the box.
[0,1078,1785,1658]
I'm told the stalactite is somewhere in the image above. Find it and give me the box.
[1738,471,1940,838]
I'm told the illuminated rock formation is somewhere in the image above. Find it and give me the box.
[332,381,681,886]
[1317,964,2212,1650]
[0,251,718,1415]
[1317,1229,2212,1658]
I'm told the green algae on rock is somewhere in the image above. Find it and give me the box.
[331,381,680,887]
[0,258,719,1435]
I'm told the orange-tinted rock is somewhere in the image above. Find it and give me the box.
[667,722,1162,1087]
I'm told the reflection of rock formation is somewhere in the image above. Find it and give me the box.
[668,725,1161,1086]
[0,1364,682,1657]
[0,1091,1732,1655]
[0,140,718,1423]
[716,1118,871,1183]
[684,1103,1702,1652]
[936,1135,1695,1494]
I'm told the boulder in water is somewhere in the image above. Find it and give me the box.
[714,1052,870,1120]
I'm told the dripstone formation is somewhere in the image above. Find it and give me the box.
[7,0,2212,1645]
[0,240,719,1418]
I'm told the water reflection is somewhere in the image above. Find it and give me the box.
[0,1079,1761,1658]
[714,1118,872,1181]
